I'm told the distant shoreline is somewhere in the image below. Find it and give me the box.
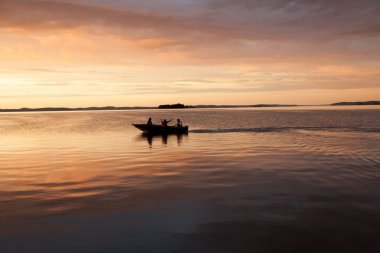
[0,106,155,113]
[0,104,298,113]
[0,101,378,113]
[331,101,380,106]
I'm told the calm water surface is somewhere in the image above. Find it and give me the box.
[1,106,380,252]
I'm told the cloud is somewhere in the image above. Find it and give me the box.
[0,0,177,31]
[0,0,379,104]
[2,0,379,41]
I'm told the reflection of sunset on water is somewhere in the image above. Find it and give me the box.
[1,109,379,224]
[0,108,380,251]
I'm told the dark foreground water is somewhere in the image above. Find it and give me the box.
[1,106,380,253]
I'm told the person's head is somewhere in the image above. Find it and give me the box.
[149,117,152,120]
[177,118,180,121]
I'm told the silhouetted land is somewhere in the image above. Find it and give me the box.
[0,104,298,112]
[193,104,297,108]
[332,101,380,106]
[0,106,155,112]
[1,101,378,113]
[158,103,189,109]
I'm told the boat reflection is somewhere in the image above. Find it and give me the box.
[138,132,188,146]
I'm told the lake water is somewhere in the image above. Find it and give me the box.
[1,106,380,253]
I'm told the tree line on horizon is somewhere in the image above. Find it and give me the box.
[0,101,379,112]
[158,103,191,109]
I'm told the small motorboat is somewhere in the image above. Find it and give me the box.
[133,124,189,134]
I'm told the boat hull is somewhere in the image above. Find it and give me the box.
[133,124,189,134]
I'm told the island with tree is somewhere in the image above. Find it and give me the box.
[158,103,191,109]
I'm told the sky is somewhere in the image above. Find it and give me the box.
[0,0,379,108]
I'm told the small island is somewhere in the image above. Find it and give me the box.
[331,101,380,106]
[158,103,190,109]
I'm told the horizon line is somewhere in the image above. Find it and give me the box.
[1,101,379,112]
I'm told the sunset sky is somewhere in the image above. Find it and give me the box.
[0,0,379,108]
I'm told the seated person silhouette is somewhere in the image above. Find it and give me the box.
[176,118,183,128]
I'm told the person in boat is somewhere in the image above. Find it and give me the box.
[147,117,152,125]
[176,118,183,128]
[161,118,172,127]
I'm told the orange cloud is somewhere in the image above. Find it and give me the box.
[0,0,379,107]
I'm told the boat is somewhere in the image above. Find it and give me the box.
[132,124,189,134]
